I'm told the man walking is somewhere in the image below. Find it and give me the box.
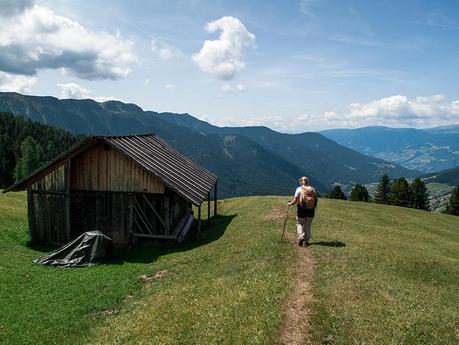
[288,176,318,246]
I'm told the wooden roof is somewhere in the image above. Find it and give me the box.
[4,134,217,205]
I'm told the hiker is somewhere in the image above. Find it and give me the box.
[288,176,318,246]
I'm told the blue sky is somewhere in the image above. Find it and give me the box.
[0,0,458,131]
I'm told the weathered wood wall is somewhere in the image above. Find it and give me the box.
[31,164,67,191]
[26,143,192,245]
[70,143,165,194]
[70,191,132,244]
[29,163,71,244]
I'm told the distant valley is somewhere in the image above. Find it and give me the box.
[321,126,459,173]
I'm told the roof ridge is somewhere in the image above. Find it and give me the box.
[98,133,155,139]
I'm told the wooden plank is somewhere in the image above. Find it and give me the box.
[163,193,170,234]
[198,205,201,235]
[177,215,194,243]
[105,147,110,191]
[207,192,210,221]
[132,196,154,234]
[64,160,71,242]
[91,147,98,190]
[214,181,217,217]
[99,146,106,191]
[27,187,34,239]
[132,233,177,240]
[31,190,67,196]
[142,194,167,229]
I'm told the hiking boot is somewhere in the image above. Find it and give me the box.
[298,238,304,246]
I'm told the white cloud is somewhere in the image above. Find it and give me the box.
[300,94,459,130]
[92,95,121,102]
[57,82,120,102]
[0,2,136,80]
[192,16,255,80]
[348,94,458,120]
[57,82,91,99]
[165,83,175,90]
[0,71,36,93]
[214,94,459,133]
[144,78,150,86]
[151,39,182,60]
[221,83,246,93]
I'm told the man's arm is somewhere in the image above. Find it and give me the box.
[288,196,299,206]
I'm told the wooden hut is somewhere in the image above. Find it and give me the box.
[3,134,218,246]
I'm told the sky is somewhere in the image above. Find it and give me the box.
[0,0,459,132]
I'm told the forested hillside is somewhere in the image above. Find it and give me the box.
[0,110,323,196]
[0,112,84,188]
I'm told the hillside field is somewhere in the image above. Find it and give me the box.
[0,192,458,344]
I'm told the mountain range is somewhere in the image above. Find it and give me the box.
[321,126,459,173]
[0,92,417,196]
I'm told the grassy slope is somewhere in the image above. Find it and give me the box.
[0,193,458,344]
[309,199,459,344]
[0,194,293,345]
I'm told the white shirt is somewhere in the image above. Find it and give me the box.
[294,186,303,198]
[295,186,315,198]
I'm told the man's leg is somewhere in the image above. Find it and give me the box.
[303,217,313,244]
[296,217,306,245]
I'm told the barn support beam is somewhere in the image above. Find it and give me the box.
[214,181,218,217]
[198,205,201,235]
[27,187,34,239]
[64,160,71,242]
[207,191,211,225]
[142,194,167,229]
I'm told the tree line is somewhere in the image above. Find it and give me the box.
[0,112,84,188]
[325,174,459,216]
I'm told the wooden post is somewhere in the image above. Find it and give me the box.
[27,187,34,239]
[207,192,211,223]
[64,160,71,242]
[198,205,201,235]
[213,181,217,217]
[127,193,134,242]
[164,191,170,234]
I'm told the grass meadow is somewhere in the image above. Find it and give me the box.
[0,192,458,344]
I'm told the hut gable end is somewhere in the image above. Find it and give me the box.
[70,143,164,194]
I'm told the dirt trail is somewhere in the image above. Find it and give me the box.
[272,206,316,345]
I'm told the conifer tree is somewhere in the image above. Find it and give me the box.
[15,136,43,181]
[410,178,430,210]
[329,185,346,200]
[350,184,369,202]
[389,177,412,207]
[374,174,390,204]
[446,186,459,216]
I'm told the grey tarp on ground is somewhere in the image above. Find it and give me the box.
[35,231,112,267]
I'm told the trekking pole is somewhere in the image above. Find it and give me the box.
[280,203,290,242]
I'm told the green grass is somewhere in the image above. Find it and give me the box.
[308,199,459,345]
[0,194,293,345]
[426,182,451,193]
[1,193,458,344]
